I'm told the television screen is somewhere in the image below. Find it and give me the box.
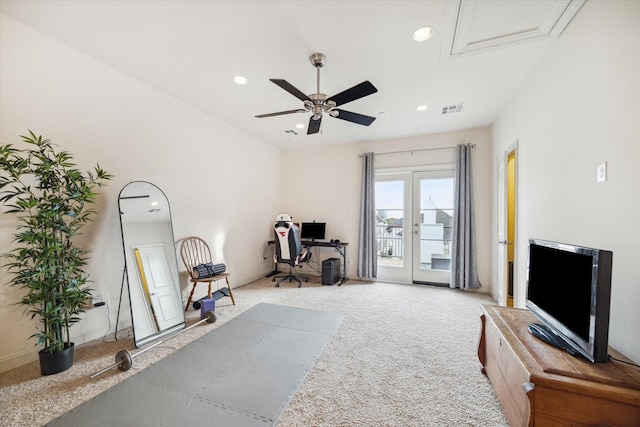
[528,244,593,341]
[300,222,326,241]
[526,238,613,363]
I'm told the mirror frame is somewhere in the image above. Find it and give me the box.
[118,181,185,347]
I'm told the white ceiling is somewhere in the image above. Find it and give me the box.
[0,0,584,149]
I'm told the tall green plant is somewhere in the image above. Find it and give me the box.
[0,131,112,353]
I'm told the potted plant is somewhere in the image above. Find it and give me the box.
[0,131,112,375]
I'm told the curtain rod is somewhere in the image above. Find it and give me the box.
[358,144,475,158]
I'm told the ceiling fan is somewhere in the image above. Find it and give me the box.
[255,53,378,135]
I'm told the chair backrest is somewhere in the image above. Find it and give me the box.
[274,213,303,264]
[180,236,213,279]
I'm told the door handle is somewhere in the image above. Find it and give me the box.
[498,241,512,245]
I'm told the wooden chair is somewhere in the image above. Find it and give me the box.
[179,236,235,311]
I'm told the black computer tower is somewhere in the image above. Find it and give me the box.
[322,258,340,285]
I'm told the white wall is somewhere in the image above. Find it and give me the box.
[4,0,637,374]
[492,0,640,362]
[280,127,493,288]
[0,15,280,372]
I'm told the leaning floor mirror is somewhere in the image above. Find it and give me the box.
[118,181,185,347]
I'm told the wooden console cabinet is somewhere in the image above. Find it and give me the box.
[478,305,640,426]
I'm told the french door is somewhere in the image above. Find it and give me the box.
[375,167,455,285]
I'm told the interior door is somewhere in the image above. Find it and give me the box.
[133,244,183,332]
[412,170,454,284]
[506,151,516,306]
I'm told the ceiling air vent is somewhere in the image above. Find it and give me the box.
[284,130,298,135]
[442,104,464,115]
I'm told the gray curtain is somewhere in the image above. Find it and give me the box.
[357,152,377,279]
[450,144,481,290]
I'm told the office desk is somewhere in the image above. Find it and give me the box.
[266,240,349,285]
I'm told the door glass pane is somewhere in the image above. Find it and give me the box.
[375,180,404,268]
[418,177,453,271]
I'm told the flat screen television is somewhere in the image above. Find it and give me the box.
[526,238,613,363]
[300,222,326,241]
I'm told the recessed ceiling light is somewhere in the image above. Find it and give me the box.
[233,75,247,85]
[416,105,428,111]
[296,123,304,129]
[412,26,433,41]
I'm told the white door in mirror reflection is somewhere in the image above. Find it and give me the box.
[133,244,182,332]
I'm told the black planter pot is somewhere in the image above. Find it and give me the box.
[39,342,74,375]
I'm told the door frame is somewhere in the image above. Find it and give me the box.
[497,141,519,306]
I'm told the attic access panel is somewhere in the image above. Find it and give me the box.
[442,0,585,58]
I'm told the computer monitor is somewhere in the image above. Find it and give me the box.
[300,222,326,241]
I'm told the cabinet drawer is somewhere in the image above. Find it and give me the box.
[534,384,640,426]
[484,317,531,426]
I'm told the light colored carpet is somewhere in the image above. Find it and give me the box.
[0,277,508,426]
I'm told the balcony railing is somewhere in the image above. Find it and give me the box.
[376,223,452,270]
[377,224,403,259]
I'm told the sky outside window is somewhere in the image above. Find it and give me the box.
[376,179,453,212]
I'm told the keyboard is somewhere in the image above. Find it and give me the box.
[301,240,346,247]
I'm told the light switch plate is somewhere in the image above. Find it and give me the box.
[597,162,607,183]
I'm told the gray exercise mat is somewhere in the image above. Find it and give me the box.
[48,303,343,427]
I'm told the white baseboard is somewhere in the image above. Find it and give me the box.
[0,348,39,373]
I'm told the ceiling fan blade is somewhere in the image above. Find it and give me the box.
[255,109,306,118]
[332,109,376,126]
[270,79,312,102]
[307,116,322,135]
[328,81,377,107]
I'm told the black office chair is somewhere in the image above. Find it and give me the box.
[272,213,311,287]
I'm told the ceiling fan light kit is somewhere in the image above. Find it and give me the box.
[256,53,377,135]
